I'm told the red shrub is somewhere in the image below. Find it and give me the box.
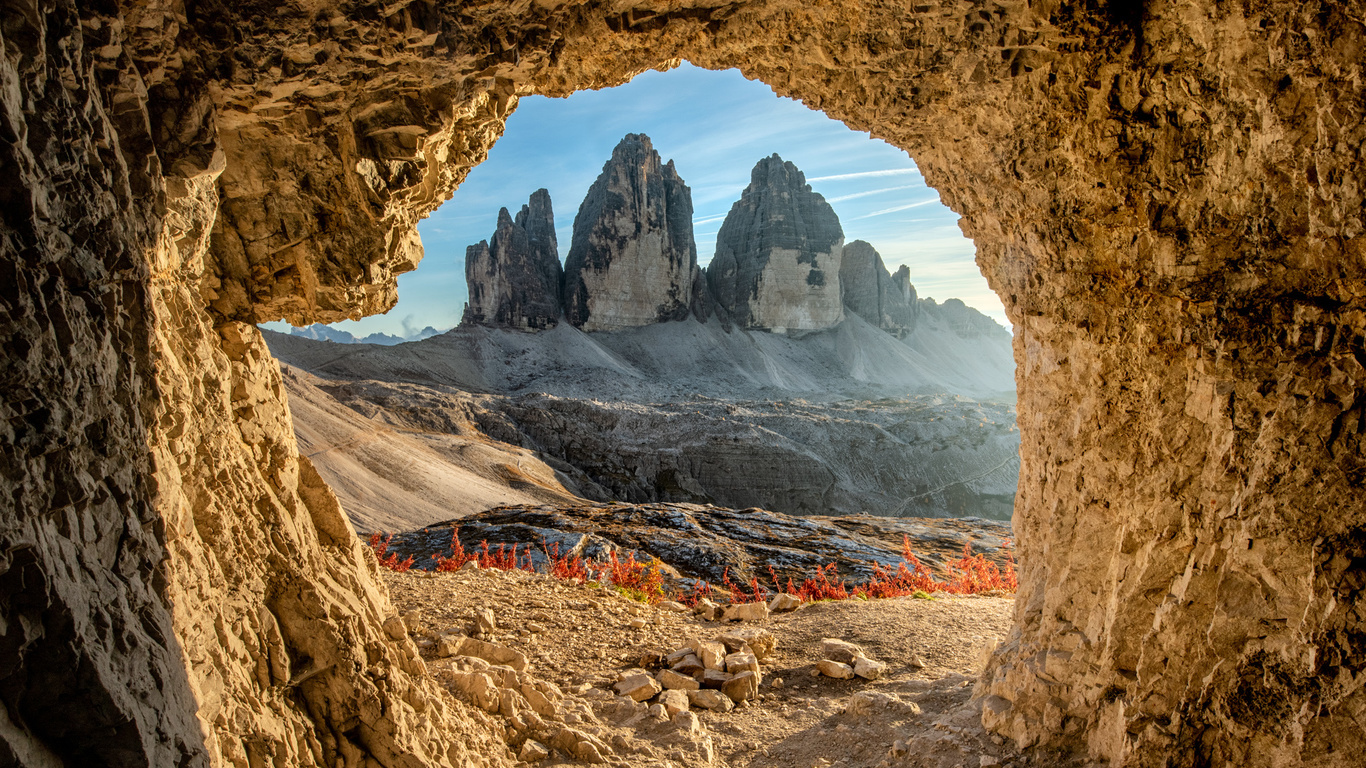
[367,532,415,572]
[542,539,591,582]
[600,551,665,603]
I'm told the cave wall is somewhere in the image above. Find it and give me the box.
[1,0,1362,766]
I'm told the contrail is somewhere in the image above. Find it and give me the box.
[807,167,919,182]
[825,184,919,203]
[851,199,939,219]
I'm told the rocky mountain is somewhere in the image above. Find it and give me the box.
[706,155,846,332]
[840,240,917,338]
[463,189,564,330]
[289,323,445,345]
[563,134,700,331]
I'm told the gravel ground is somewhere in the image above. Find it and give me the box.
[381,566,1084,768]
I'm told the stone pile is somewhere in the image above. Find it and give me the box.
[815,638,887,681]
[614,627,778,715]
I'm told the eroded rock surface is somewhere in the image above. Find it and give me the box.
[564,134,700,331]
[464,189,564,330]
[5,0,1364,766]
[707,154,846,332]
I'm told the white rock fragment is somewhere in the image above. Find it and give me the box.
[817,659,855,679]
[853,656,887,680]
[614,673,662,702]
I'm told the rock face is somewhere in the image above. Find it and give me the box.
[707,155,846,332]
[839,240,917,338]
[463,189,563,329]
[5,1,1365,767]
[564,134,699,331]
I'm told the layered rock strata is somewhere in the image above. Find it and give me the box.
[563,134,700,331]
[463,189,564,330]
[840,240,918,338]
[5,0,1365,767]
[707,155,846,332]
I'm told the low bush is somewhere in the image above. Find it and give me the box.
[370,529,1018,606]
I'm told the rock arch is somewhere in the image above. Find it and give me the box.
[1,0,1362,766]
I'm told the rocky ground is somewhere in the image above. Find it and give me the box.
[382,564,1063,768]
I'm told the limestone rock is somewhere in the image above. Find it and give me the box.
[695,598,722,621]
[614,673,662,702]
[718,628,776,661]
[454,637,528,671]
[659,689,690,717]
[671,654,705,677]
[519,740,549,762]
[564,134,698,331]
[687,689,734,713]
[707,155,845,332]
[768,593,802,613]
[817,660,855,680]
[689,638,727,671]
[839,240,916,338]
[721,670,760,703]
[657,669,700,691]
[462,189,564,330]
[697,669,732,690]
[853,657,887,680]
[724,651,760,675]
[721,601,770,623]
[821,638,866,665]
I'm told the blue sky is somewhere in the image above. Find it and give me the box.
[269,64,1005,338]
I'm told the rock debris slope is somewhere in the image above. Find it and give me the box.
[564,134,701,331]
[4,0,1364,767]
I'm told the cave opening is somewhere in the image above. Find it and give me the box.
[7,2,1363,767]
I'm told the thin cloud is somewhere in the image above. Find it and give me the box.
[851,199,939,220]
[824,184,919,203]
[692,213,730,225]
[807,167,920,182]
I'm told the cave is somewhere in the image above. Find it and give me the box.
[2,0,1363,766]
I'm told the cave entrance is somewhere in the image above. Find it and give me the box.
[261,61,1019,549]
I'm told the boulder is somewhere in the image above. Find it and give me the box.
[519,740,549,762]
[614,673,662,702]
[689,638,727,670]
[670,653,705,677]
[687,689,735,712]
[721,601,769,623]
[722,670,760,703]
[659,689,690,717]
[853,657,887,680]
[697,669,732,690]
[718,628,776,661]
[768,593,802,613]
[657,669,700,690]
[724,651,759,675]
[817,659,855,679]
[452,636,528,671]
[820,638,866,665]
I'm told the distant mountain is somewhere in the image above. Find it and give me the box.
[287,324,445,345]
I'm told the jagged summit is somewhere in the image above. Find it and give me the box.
[563,133,701,331]
[462,188,563,330]
[839,240,917,338]
[706,154,846,332]
[456,140,1000,357]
